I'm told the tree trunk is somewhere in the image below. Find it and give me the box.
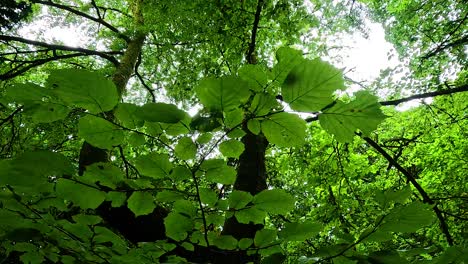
[217,128,269,264]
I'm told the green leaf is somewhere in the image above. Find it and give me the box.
[72,214,102,226]
[210,234,237,250]
[319,91,386,142]
[380,201,436,233]
[199,188,218,206]
[164,212,193,241]
[23,102,70,123]
[82,163,124,189]
[170,166,192,181]
[375,185,412,208]
[4,82,51,102]
[106,192,127,207]
[0,151,73,187]
[127,191,156,217]
[20,251,45,264]
[249,93,279,116]
[253,189,295,215]
[368,250,409,264]
[238,238,253,250]
[278,221,322,242]
[78,115,125,149]
[282,58,345,112]
[115,103,144,128]
[247,119,261,135]
[56,179,106,209]
[197,133,213,144]
[195,76,251,112]
[173,200,197,218]
[272,47,304,85]
[136,103,187,123]
[254,229,277,247]
[156,190,185,203]
[175,137,197,160]
[202,159,237,185]
[135,153,173,179]
[224,108,244,128]
[235,207,267,224]
[238,64,269,92]
[219,139,244,158]
[229,191,253,210]
[47,69,118,113]
[261,112,306,147]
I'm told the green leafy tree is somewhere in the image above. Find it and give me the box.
[0,0,467,263]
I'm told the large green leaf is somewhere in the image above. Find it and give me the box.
[164,212,193,241]
[56,179,106,209]
[209,234,238,250]
[380,201,436,233]
[78,115,125,149]
[47,69,118,113]
[254,229,277,248]
[127,191,156,217]
[195,75,251,112]
[253,189,295,215]
[175,137,197,160]
[135,153,173,179]
[219,139,244,158]
[23,102,70,123]
[249,93,279,116]
[228,190,253,210]
[136,103,187,123]
[115,103,144,128]
[4,83,51,102]
[238,64,269,92]
[5,83,70,123]
[235,207,267,224]
[201,159,237,184]
[0,151,73,187]
[282,58,345,112]
[319,91,387,142]
[261,112,306,147]
[278,221,322,242]
[272,47,304,85]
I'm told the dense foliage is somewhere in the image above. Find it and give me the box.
[0,0,467,263]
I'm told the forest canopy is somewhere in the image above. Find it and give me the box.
[0,0,467,263]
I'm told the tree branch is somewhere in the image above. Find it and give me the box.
[0,35,121,66]
[30,0,130,43]
[246,0,264,64]
[360,135,454,245]
[0,107,23,128]
[1,53,87,80]
[380,83,468,106]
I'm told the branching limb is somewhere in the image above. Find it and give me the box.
[0,35,121,66]
[246,0,264,64]
[360,134,454,246]
[30,0,130,42]
[380,83,468,106]
[134,53,156,102]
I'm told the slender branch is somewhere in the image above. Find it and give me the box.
[421,11,468,59]
[360,135,454,245]
[0,107,23,127]
[246,0,264,64]
[1,53,87,80]
[134,53,156,102]
[30,0,130,42]
[304,83,468,122]
[0,35,121,66]
[380,83,468,106]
